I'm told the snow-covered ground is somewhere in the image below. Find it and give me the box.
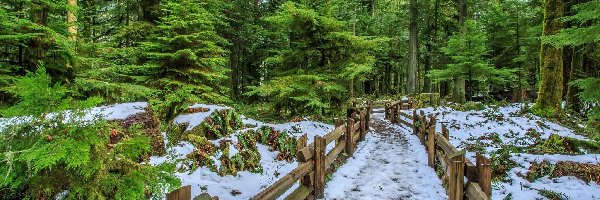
[150,107,335,199]
[400,103,600,200]
[325,112,447,200]
[495,154,600,200]
[0,102,148,131]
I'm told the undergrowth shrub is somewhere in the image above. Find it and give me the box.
[0,67,179,199]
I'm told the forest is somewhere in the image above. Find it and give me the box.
[0,0,599,199]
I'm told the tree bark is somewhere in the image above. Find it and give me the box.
[408,0,419,94]
[536,0,564,114]
[142,0,160,23]
[27,0,49,71]
[453,0,467,103]
[67,0,77,41]
[566,46,583,112]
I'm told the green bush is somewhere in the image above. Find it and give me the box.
[0,67,179,199]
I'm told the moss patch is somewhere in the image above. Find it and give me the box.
[525,161,600,184]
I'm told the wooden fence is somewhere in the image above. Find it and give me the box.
[250,101,373,200]
[387,101,492,200]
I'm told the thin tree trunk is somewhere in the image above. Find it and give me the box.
[453,0,467,103]
[536,0,564,114]
[231,47,239,100]
[566,46,583,112]
[67,0,77,41]
[408,0,419,94]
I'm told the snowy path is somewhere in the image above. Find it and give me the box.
[324,111,447,200]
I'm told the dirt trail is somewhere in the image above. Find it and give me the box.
[323,110,447,200]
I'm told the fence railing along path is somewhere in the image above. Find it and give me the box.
[385,99,492,200]
[251,101,374,200]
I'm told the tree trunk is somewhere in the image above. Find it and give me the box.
[231,47,239,100]
[408,0,419,94]
[536,0,564,114]
[67,0,77,41]
[27,0,49,71]
[453,0,467,103]
[142,0,160,23]
[566,46,583,112]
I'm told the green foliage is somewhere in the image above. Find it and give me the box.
[428,20,515,96]
[572,78,600,138]
[1,67,100,117]
[525,161,555,182]
[542,1,600,47]
[537,189,570,200]
[246,2,378,117]
[529,134,600,154]
[0,69,179,199]
[489,147,518,181]
[247,74,345,116]
[142,0,230,121]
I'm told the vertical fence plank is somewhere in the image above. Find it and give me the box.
[385,103,390,119]
[477,153,492,197]
[314,136,326,198]
[367,100,372,129]
[442,124,449,140]
[346,118,355,156]
[448,151,465,200]
[427,116,437,168]
[297,134,308,186]
[360,111,366,141]
[166,185,191,200]
[413,109,418,135]
[391,105,398,123]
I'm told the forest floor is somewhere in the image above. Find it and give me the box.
[324,110,447,199]
[403,104,600,200]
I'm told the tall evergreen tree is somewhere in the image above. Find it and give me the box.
[428,20,514,99]
[141,0,230,121]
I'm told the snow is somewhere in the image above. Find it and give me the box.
[173,104,230,131]
[0,102,148,132]
[403,103,587,156]
[325,112,447,200]
[150,106,335,199]
[494,153,600,200]
[399,103,600,200]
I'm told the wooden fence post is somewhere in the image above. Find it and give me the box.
[360,111,366,141]
[366,100,372,129]
[297,134,309,186]
[314,136,326,198]
[448,151,466,200]
[427,116,436,168]
[442,124,450,140]
[419,110,426,145]
[166,185,191,200]
[476,153,492,197]
[391,105,398,123]
[346,118,355,156]
[385,103,390,120]
[413,109,418,135]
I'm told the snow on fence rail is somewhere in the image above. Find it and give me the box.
[386,99,491,200]
[250,102,373,200]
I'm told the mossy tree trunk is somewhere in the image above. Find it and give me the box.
[536,0,564,114]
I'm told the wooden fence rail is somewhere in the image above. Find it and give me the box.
[388,100,492,200]
[251,101,373,200]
